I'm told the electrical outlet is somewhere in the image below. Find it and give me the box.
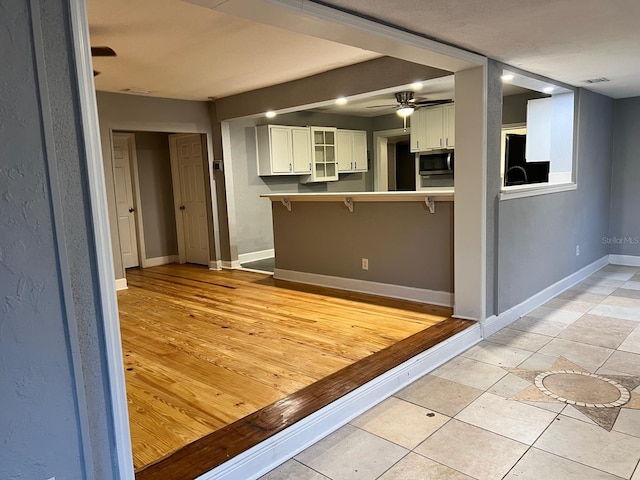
[576,245,580,256]
[361,258,369,270]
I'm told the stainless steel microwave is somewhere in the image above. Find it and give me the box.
[417,150,454,175]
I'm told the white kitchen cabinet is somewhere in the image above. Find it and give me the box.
[410,104,455,152]
[337,129,368,173]
[301,127,339,183]
[256,125,311,176]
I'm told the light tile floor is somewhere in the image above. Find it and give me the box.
[261,264,640,480]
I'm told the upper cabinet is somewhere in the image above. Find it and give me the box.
[256,125,312,176]
[302,127,339,183]
[337,129,368,173]
[410,104,455,152]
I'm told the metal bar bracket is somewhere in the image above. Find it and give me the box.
[425,197,435,214]
[281,198,291,212]
[344,197,354,213]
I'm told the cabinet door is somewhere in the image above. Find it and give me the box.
[425,107,444,149]
[291,127,311,173]
[410,109,427,152]
[444,104,455,148]
[352,131,367,171]
[269,126,292,173]
[337,130,354,172]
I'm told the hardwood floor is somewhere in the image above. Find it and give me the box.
[117,264,468,478]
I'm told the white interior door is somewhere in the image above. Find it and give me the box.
[175,134,209,266]
[112,135,139,269]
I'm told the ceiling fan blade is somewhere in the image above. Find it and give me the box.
[414,99,453,106]
[366,104,397,108]
[93,70,101,76]
[91,46,117,57]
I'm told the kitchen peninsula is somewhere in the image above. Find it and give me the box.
[262,189,455,307]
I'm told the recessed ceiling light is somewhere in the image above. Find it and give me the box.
[411,82,423,90]
[543,87,555,94]
[335,97,348,105]
[501,74,514,82]
[265,111,277,118]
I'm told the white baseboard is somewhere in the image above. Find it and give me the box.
[209,260,222,270]
[238,249,275,264]
[274,269,454,307]
[114,278,128,291]
[481,255,609,337]
[196,322,481,480]
[144,255,179,268]
[222,260,242,269]
[609,254,640,267]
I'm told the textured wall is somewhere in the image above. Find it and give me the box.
[497,90,613,312]
[129,131,178,259]
[609,97,640,256]
[272,201,454,292]
[0,0,116,478]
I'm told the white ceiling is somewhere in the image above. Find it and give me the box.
[315,0,640,99]
[87,0,380,100]
[88,0,640,102]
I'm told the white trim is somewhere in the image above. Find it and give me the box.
[481,255,609,337]
[144,255,179,268]
[500,182,577,201]
[196,322,481,480]
[372,128,410,192]
[209,260,223,270]
[222,260,242,269]
[274,269,454,307]
[115,278,128,291]
[238,249,275,264]
[609,254,640,267]
[68,0,135,477]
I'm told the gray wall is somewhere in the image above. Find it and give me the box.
[96,92,218,278]
[497,89,613,312]
[129,131,179,259]
[273,201,454,292]
[1,0,116,477]
[609,97,640,256]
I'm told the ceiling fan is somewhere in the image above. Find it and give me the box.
[368,91,453,117]
[91,46,117,76]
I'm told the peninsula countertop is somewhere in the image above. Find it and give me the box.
[260,188,454,203]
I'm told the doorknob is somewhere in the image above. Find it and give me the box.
[128,207,135,213]
[180,205,186,210]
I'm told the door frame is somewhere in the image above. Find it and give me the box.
[111,132,148,268]
[373,128,410,192]
[169,133,211,265]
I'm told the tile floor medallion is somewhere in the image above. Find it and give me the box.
[507,356,640,430]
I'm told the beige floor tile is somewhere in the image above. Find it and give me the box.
[517,352,561,370]
[601,264,639,275]
[557,289,609,304]
[562,405,598,426]
[619,326,640,354]
[351,397,449,450]
[295,424,407,480]
[611,288,640,301]
[543,297,597,313]
[455,392,557,444]
[538,338,614,368]
[602,295,640,309]
[579,276,626,288]
[565,284,618,296]
[593,269,638,281]
[377,452,474,480]
[633,466,640,480]
[395,375,483,417]
[415,419,527,480]
[510,316,570,336]
[527,306,585,323]
[534,415,640,478]
[613,408,640,438]
[602,351,640,375]
[260,460,330,480]
[590,304,640,322]
[558,314,637,349]
[486,327,552,352]
[430,356,507,391]
[461,341,533,368]
[504,447,623,480]
[488,372,533,398]
[622,280,640,291]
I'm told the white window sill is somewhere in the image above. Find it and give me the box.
[499,182,577,201]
